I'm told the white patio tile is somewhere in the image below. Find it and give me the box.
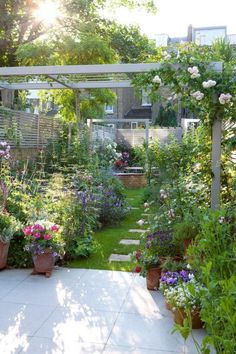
[0,302,56,336]
[34,306,118,344]
[0,332,28,354]
[80,269,135,286]
[120,285,171,319]
[107,312,184,352]
[2,281,75,306]
[103,345,179,353]
[183,329,216,354]
[0,269,30,281]
[20,337,104,354]
[0,279,23,299]
[70,281,129,311]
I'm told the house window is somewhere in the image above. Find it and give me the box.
[131,122,138,129]
[141,89,151,106]
[105,104,114,113]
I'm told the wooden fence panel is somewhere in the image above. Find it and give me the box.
[0,109,59,148]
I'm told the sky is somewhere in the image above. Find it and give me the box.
[101,0,236,38]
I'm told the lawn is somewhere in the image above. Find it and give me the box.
[68,188,146,271]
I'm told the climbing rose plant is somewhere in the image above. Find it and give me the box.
[132,42,236,125]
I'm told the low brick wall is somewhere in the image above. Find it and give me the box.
[115,173,147,188]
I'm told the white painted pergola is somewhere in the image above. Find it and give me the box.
[0,62,223,210]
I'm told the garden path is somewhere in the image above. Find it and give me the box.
[0,268,207,354]
[68,189,147,271]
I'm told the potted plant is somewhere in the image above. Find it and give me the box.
[0,212,22,269]
[23,220,64,277]
[173,219,198,253]
[164,277,203,329]
[133,249,161,290]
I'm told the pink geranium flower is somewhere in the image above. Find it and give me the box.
[33,224,44,232]
[33,233,41,239]
[50,224,59,232]
[44,234,52,240]
[23,226,33,236]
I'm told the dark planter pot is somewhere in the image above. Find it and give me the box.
[0,240,10,270]
[173,308,203,329]
[146,266,161,290]
[32,253,55,278]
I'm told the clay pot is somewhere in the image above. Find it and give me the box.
[146,266,161,290]
[165,301,173,311]
[173,308,203,329]
[0,240,10,270]
[32,253,55,278]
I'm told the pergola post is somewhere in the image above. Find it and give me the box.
[211,115,222,210]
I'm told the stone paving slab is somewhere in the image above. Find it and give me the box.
[129,229,146,233]
[0,268,208,354]
[130,207,139,210]
[119,239,140,245]
[108,254,131,262]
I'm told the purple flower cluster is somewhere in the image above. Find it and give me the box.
[145,231,175,256]
[160,270,194,287]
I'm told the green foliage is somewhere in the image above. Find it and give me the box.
[0,213,22,243]
[188,210,236,354]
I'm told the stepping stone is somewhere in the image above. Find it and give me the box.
[130,207,139,210]
[119,239,140,245]
[109,254,131,262]
[142,213,150,216]
[129,229,146,233]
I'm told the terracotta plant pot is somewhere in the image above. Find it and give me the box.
[146,266,161,290]
[165,301,173,311]
[32,253,55,278]
[0,240,10,270]
[173,308,203,329]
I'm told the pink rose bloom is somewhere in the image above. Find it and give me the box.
[33,233,41,239]
[23,226,33,236]
[44,234,52,240]
[50,224,59,232]
[33,224,44,232]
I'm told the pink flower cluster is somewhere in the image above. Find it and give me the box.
[0,141,11,160]
[23,223,59,241]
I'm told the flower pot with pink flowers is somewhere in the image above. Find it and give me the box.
[23,220,64,277]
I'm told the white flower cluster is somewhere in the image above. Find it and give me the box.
[188,66,200,79]
[164,279,201,310]
[152,75,162,84]
[219,93,232,105]
[191,91,204,101]
[163,51,171,60]
[202,80,217,89]
[160,189,167,200]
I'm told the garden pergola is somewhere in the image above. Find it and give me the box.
[0,62,223,210]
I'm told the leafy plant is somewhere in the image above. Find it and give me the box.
[0,213,22,243]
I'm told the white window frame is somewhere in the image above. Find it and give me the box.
[104,104,114,113]
[141,89,151,106]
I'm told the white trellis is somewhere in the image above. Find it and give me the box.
[0,62,223,209]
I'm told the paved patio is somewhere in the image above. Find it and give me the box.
[0,268,207,354]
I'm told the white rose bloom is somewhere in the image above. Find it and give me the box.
[219,93,232,104]
[202,80,217,89]
[188,66,200,79]
[153,75,162,84]
[191,91,204,101]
